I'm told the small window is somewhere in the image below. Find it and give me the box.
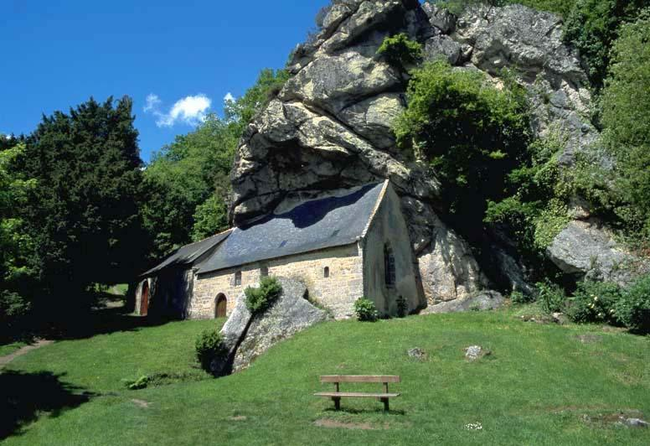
[234,271,242,286]
[324,266,330,278]
[384,245,395,288]
[261,265,269,277]
[279,240,287,248]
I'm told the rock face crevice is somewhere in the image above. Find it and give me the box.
[228,1,642,306]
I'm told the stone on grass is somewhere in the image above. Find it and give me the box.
[622,418,649,428]
[407,347,428,361]
[465,345,491,361]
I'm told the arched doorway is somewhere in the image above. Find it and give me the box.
[140,281,150,316]
[215,294,227,318]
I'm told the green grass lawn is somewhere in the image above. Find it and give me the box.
[0,341,27,357]
[1,309,649,445]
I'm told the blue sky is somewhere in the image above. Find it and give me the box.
[0,0,330,162]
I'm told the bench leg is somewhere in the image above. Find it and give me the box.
[381,397,389,411]
[332,397,341,411]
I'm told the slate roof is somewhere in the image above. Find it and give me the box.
[198,181,387,275]
[142,230,232,277]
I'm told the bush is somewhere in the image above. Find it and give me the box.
[244,276,283,315]
[195,328,227,372]
[536,280,566,313]
[354,298,379,322]
[511,290,534,304]
[377,33,422,69]
[397,295,408,318]
[567,280,622,324]
[614,275,650,333]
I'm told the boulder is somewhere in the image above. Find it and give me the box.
[217,278,328,374]
[423,35,466,65]
[423,290,504,314]
[547,220,650,286]
[422,3,456,34]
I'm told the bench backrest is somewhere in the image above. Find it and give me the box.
[320,375,400,384]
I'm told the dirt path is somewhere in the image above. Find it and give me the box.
[0,340,54,369]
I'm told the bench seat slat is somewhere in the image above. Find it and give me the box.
[320,375,400,383]
[314,392,400,398]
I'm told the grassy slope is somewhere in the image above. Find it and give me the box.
[0,342,27,357]
[2,310,649,446]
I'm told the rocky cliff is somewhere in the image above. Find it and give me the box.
[228,1,643,306]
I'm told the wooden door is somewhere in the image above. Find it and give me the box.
[140,282,149,316]
[215,295,227,318]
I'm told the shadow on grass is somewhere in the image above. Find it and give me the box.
[323,407,406,416]
[0,370,95,440]
[39,295,180,341]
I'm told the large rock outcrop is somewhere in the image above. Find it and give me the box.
[229,1,635,306]
[215,278,327,374]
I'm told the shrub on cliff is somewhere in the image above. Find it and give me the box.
[245,277,283,316]
[377,33,422,69]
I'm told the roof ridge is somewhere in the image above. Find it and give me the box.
[360,180,390,240]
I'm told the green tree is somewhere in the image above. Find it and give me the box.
[0,142,37,337]
[600,10,650,238]
[394,60,530,238]
[19,97,146,315]
[564,0,648,90]
[143,115,238,257]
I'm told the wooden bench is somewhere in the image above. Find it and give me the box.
[314,375,401,411]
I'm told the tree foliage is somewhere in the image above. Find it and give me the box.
[17,97,146,315]
[143,115,238,258]
[0,143,37,337]
[563,0,648,90]
[395,60,531,236]
[600,11,650,239]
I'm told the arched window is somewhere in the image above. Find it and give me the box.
[234,271,242,286]
[384,244,395,288]
[215,294,227,318]
[324,266,330,278]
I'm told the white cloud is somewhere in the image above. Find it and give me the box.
[144,94,161,113]
[143,93,212,127]
[224,92,235,103]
